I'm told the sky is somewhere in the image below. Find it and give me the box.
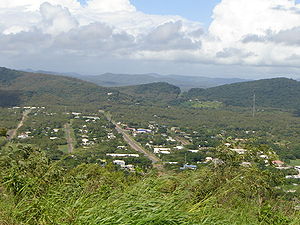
[1,0,300,78]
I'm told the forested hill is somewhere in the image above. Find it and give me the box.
[186,78,300,109]
[0,67,180,107]
[0,67,126,107]
[114,82,181,104]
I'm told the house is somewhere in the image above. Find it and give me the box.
[166,162,179,165]
[260,155,269,159]
[272,160,285,167]
[106,154,139,158]
[50,137,58,140]
[82,138,89,145]
[108,133,116,139]
[205,157,213,162]
[174,146,184,150]
[188,150,199,153]
[160,151,171,154]
[180,164,197,170]
[136,129,152,134]
[241,162,252,167]
[18,133,29,139]
[154,147,171,154]
[167,137,176,142]
[53,129,59,133]
[113,160,126,167]
[231,148,247,154]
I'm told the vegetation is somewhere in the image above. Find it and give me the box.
[0,144,299,225]
[115,82,181,105]
[0,127,7,137]
[2,68,300,224]
[0,67,128,107]
[187,78,300,109]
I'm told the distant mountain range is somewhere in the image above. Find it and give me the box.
[0,67,179,107]
[3,67,300,110]
[24,69,250,90]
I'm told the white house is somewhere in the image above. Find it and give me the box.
[106,154,139,158]
[231,148,247,154]
[188,150,199,153]
[174,146,184,150]
[113,160,126,167]
[154,147,171,154]
[82,138,89,145]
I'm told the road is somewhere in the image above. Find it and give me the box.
[100,110,162,167]
[7,109,32,140]
[175,136,191,146]
[64,123,74,153]
[114,124,161,164]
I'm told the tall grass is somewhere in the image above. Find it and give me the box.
[1,163,299,225]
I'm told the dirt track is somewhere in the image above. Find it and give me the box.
[7,109,31,140]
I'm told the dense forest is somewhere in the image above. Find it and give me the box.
[186,78,300,109]
[0,67,128,107]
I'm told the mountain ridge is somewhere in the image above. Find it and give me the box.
[186,77,300,109]
[22,69,251,90]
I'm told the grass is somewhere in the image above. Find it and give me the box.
[183,100,223,109]
[1,163,299,225]
[0,137,6,145]
[289,159,300,166]
[58,144,69,153]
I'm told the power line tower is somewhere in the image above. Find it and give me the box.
[252,93,256,118]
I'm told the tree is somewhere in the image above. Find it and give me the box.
[0,127,7,137]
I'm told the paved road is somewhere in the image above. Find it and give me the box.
[64,123,74,153]
[175,136,191,145]
[100,110,162,166]
[7,109,31,140]
[114,124,161,164]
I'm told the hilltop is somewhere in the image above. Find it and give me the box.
[24,69,249,91]
[115,82,181,105]
[186,78,300,109]
[0,67,126,107]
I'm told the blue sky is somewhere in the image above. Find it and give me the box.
[129,0,221,26]
[78,0,221,26]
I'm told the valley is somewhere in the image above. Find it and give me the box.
[1,67,300,224]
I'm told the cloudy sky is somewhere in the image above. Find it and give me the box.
[1,0,300,78]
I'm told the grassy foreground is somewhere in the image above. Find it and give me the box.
[0,146,299,225]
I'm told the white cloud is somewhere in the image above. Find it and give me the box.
[0,0,300,77]
[40,2,78,35]
[86,0,135,13]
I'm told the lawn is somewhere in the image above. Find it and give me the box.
[183,100,223,109]
[289,159,300,166]
[58,145,69,153]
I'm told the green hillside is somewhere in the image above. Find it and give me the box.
[0,145,299,225]
[0,67,126,107]
[115,82,181,104]
[187,78,300,109]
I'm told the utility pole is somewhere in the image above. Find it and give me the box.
[252,93,256,118]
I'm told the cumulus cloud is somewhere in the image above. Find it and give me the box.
[0,0,300,76]
[40,2,78,35]
[142,21,201,51]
